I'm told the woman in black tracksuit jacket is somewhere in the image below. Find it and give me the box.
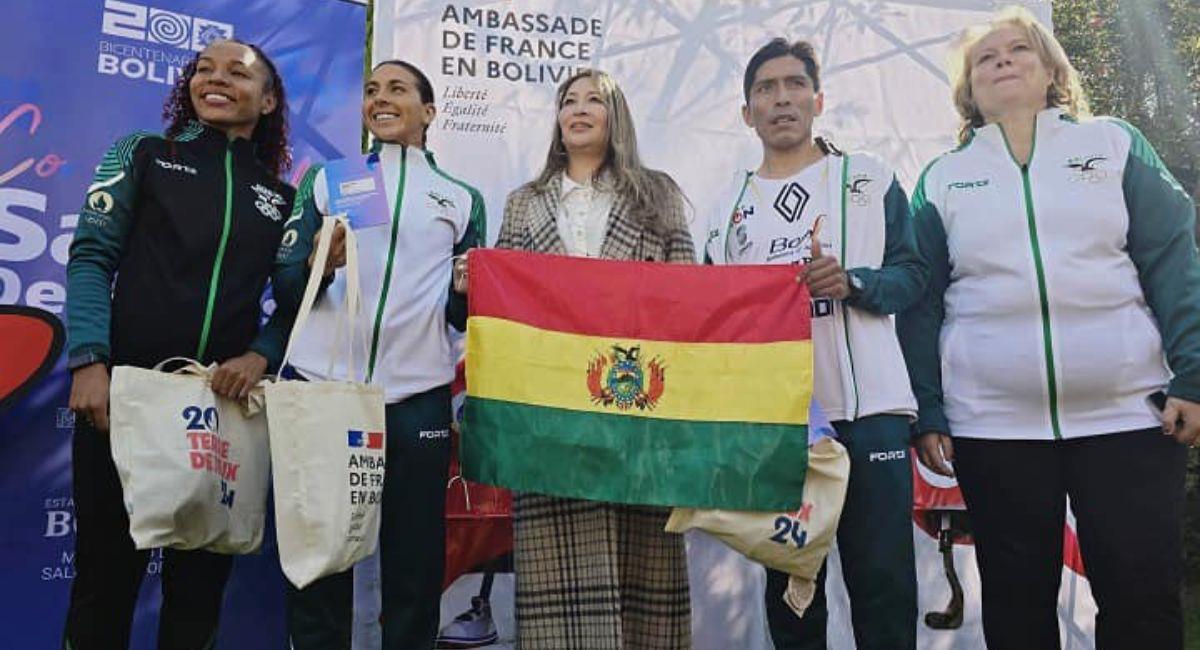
[63,39,303,650]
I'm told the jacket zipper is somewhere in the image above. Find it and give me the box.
[1001,120,1063,439]
[196,144,234,361]
[367,146,407,382]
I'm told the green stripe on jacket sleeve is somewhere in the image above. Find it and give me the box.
[1112,119,1200,402]
[896,166,951,434]
[65,132,150,362]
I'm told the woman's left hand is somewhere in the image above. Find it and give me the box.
[1162,396,1200,447]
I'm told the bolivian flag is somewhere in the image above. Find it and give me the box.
[463,249,812,511]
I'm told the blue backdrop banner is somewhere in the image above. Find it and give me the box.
[0,1,364,646]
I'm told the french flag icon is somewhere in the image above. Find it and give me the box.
[347,430,384,449]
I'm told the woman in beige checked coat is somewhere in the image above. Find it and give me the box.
[494,69,696,649]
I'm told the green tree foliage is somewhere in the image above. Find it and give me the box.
[1054,0,1200,588]
[1055,0,1200,197]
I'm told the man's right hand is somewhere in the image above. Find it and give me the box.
[915,431,955,477]
[308,221,347,278]
[69,363,111,432]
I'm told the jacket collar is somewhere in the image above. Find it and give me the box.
[176,120,262,169]
[970,107,1070,155]
[192,118,252,146]
[371,141,436,170]
[369,138,432,156]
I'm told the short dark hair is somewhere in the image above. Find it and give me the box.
[373,59,435,104]
[371,60,434,145]
[743,38,821,102]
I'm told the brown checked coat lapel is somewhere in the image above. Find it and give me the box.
[496,172,696,264]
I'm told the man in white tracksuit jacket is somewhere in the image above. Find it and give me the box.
[706,38,926,649]
[278,60,484,650]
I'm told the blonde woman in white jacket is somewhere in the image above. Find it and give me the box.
[899,8,1200,649]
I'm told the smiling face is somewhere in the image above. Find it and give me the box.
[362,64,435,146]
[742,55,824,153]
[968,24,1053,122]
[557,75,610,157]
[188,40,276,140]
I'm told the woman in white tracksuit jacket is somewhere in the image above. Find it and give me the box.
[899,8,1200,650]
[280,61,485,650]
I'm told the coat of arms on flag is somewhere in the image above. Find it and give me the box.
[463,249,814,511]
[586,345,665,410]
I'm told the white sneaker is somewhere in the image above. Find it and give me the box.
[435,597,499,649]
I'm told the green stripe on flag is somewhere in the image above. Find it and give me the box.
[462,397,809,511]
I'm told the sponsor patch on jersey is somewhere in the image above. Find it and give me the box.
[426,191,458,218]
[251,183,286,222]
[87,190,114,214]
[1065,155,1109,183]
[946,178,990,191]
[275,228,300,262]
[154,158,197,175]
[848,174,872,206]
[728,221,754,262]
[773,182,810,223]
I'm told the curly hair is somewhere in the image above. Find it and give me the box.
[162,39,291,179]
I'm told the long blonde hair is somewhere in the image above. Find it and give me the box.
[528,69,683,235]
[949,6,1090,144]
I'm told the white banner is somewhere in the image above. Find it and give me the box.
[369,1,1098,648]
[375,0,1054,242]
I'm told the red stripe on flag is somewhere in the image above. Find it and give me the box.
[469,249,811,343]
[367,432,384,449]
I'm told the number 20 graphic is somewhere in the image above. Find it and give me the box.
[182,405,219,431]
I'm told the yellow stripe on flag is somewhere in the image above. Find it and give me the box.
[466,316,812,425]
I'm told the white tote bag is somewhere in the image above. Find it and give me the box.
[265,216,388,589]
[109,358,270,554]
[665,437,850,617]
